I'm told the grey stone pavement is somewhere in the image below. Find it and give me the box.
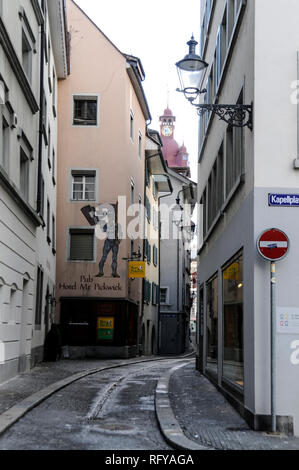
[0,353,299,451]
[167,361,299,451]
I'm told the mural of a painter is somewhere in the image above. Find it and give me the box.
[81,203,123,278]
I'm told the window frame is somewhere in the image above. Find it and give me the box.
[20,146,30,201]
[72,94,100,128]
[69,168,98,202]
[68,227,96,263]
[160,286,169,305]
[221,249,244,392]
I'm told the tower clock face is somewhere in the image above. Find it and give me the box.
[162,125,172,137]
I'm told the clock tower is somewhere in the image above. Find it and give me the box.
[159,106,191,177]
[160,107,176,138]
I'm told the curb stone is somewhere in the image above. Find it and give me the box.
[155,361,213,451]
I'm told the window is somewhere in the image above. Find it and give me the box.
[131,179,135,204]
[222,252,244,388]
[22,30,32,83]
[52,215,56,253]
[35,267,44,326]
[153,207,159,231]
[1,116,9,172]
[152,283,159,306]
[145,160,150,187]
[206,275,218,374]
[47,38,51,88]
[138,132,142,159]
[145,239,151,264]
[130,110,134,141]
[71,171,96,201]
[200,189,207,239]
[73,96,98,126]
[145,196,151,222]
[52,149,56,185]
[20,147,29,200]
[42,91,47,138]
[52,68,56,115]
[226,92,244,197]
[144,279,151,304]
[206,142,224,232]
[47,126,51,168]
[200,0,213,56]
[153,244,158,267]
[160,287,169,305]
[46,199,51,244]
[40,176,45,218]
[69,229,94,261]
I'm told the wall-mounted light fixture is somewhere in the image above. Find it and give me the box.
[176,36,253,130]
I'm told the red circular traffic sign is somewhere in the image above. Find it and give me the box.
[257,228,289,261]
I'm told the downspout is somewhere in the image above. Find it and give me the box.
[36,20,45,214]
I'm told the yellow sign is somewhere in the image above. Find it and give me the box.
[97,317,114,329]
[128,261,146,278]
[223,262,239,280]
[97,317,114,340]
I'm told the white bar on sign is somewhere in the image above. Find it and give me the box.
[259,241,288,248]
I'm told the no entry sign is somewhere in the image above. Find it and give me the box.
[257,228,289,261]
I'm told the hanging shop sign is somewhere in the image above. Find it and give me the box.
[128,261,146,279]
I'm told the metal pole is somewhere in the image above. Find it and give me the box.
[270,261,276,433]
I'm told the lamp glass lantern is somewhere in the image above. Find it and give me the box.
[176,36,208,102]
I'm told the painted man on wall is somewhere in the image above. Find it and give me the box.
[81,203,122,278]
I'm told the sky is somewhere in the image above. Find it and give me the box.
[75,0,202,182]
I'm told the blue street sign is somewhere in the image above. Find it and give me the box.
[268,194,299,207]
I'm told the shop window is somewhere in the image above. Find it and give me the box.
[222,252,244,388]
[206,275,218,374]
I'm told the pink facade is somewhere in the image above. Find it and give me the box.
[159,107,190,176]
[55,0,150,357]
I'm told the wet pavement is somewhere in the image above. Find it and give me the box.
[0,354,298,451]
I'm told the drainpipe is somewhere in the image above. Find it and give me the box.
[36,21,45,214]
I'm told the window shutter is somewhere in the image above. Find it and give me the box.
[70,230,94,260]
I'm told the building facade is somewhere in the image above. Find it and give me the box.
[142,128,172,355]
[0,0,68,383]
[158,107,197,354]
[197,0,299,435]
[56,0,150,358]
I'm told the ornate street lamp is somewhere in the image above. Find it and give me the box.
[176,36,253,130]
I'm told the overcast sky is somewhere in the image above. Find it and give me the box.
[74,0,201,181]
